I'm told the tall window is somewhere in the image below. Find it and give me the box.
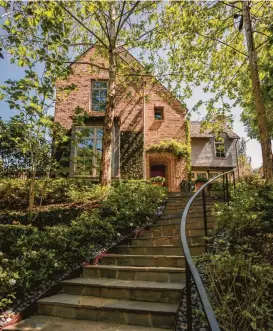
[91,81,107,111]
[215,136,225,158]
[73,127,103,177]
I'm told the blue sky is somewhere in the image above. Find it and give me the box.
[0,51,263,169]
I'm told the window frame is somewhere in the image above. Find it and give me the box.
[154,106,164,121]
[214,136,226,158]
[91,80,108,112]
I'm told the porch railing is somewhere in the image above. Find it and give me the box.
[178,170,236,331]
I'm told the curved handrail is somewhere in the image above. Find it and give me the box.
[180,170,235,331]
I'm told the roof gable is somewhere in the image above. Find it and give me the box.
[190,121,239,139]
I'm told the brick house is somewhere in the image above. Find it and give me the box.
[54,46,239,191]
[190,121,239,181]
[55,46,188,192]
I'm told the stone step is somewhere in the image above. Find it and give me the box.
[3,315,171,331]
[131,237,181,247]
[132,236,205,246]
[167,192,193,198]
[113,244,205,256]
[83,265,185,283]
[139,228,213,238]
[148,221,215,231]
[99,254,185,268]
[156,216,216,226]
[163,209,214,216]
[38,294,177,328]
[62,278,184,303]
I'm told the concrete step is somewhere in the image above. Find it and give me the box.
[3,315,171,331]
[132,236,205,246]
[38,294,177,328]
[99,254,185,268]
[113,244,205,256]
[62,278,184,303]
[167,192,193,198]
[83,264,186,283]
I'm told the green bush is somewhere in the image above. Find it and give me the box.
[196,253,273,331]
[197,176,273,331]
[0,178,106,210]
[0,181,165,312]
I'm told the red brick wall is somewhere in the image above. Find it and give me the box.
[55,47,186,140]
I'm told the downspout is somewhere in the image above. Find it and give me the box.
[235,138,240,179]
[143,80,146,180]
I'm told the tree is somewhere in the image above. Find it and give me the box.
[149,0,273,179]
[1,1,159,187]
[237,138,252,178]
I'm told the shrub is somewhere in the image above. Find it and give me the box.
[0,181,165,312]
[0,178,106,210]
[197,176,273,331]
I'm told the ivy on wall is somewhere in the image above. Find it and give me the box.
[146,138,191,162]
[120,131,144,179]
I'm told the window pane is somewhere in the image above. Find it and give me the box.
[76,139,94,175]
[96,128,103,138]
[155,111,163,120]
[92,81,107,89]
[92,81,107,112]
[76,127,95,139]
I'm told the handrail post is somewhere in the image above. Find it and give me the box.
[202,189,208,252]
[226,173,229,203]
[186,261,193,331]
[222,173,226,202]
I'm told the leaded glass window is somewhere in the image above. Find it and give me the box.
[91,81,107,111]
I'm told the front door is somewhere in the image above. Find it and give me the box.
[150,165,166,178]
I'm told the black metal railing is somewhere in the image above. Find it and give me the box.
[178,170,236,331]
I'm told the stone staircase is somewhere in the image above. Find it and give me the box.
[4,192,217,331]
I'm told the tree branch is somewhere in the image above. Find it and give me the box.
[59,3,110,50]
[116,1,140,36]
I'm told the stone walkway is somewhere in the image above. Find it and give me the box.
[4,193,216,331]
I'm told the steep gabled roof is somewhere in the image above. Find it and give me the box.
[190,121,239,139]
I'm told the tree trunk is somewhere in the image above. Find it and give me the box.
[28,168,36,222]
[242,1,273,180]
[100,2,117,186]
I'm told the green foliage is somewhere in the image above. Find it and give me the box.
[120,132,144,180]
[197,176,273,330]
[195,177,208,183]
[150,176,165,183]
[146,139,191,160]
[197,253,273,331]
[0,178,105,210]
[0,181,165,311]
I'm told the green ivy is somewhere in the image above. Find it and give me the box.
[146,138,191,167]
[120,131,144,180]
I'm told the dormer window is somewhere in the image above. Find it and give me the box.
[91,80,107,111]
[154,107,164,120]
[215,136,225,158]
